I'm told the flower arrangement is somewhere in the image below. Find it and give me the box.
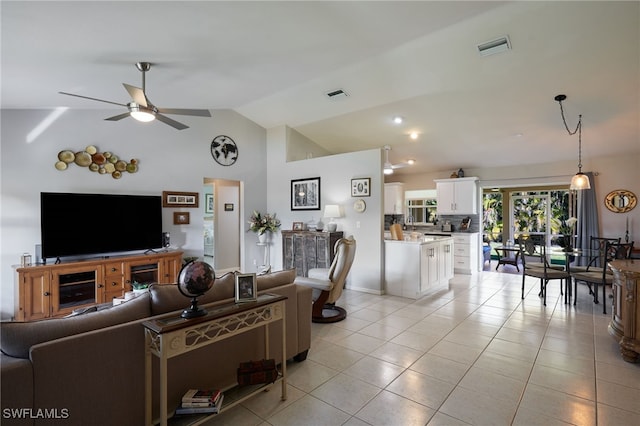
[558,216,577,250]
[248,211,281,235]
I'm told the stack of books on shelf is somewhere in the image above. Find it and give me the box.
[175,389,223,416]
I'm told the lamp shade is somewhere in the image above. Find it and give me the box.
[324,204,341,219]
[570,172,591,190]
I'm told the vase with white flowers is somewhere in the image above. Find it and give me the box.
[558,216,578,252]
[248,211,281,243]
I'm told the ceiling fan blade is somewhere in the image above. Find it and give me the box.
[155,113,188,130]
[123,83,148,107]
[59,92,127,107]
[104,112,131,122]
[392,163,410,169]
[157,107,212,117]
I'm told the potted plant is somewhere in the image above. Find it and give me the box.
[248,211,281,243]
[131,281,150,296]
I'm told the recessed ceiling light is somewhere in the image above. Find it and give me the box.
[409,132,419,140]
[393,116,403,124]
[407,159,416,165]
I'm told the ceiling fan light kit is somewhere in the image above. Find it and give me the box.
[554,94,591,190]
[59,61,211,130]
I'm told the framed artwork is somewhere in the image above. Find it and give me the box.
[292,221,304,231]
[205,194,214,214]
[351,178,371,197]
[235,273,257,303]
[224,203,234,211]
[163,191,199,208]
[291,177,321,210]
[173,212,190,225]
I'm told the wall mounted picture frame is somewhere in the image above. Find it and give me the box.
[224,203,234,211]
[173,212,190,225]
[163,191,199,208]
[205,194,214,214]
[351,178,371,197]
[235,272,257,303]
[291,177,321,210]
[292,221,304,231]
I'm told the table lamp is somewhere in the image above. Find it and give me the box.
[324,204,341,232]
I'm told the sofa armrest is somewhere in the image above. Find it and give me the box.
[1,353,34,425]
[296,285,312,356]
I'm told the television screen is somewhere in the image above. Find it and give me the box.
[40,192,163,260]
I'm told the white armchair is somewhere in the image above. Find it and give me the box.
[294,237,356,323]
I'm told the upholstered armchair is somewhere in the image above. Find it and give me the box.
[294,237,356,323]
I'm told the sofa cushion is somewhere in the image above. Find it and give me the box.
[149,272,236,316]
[149,269,297,316]
[0,293,151,359]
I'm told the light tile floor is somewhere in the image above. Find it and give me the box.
[202,271,640,426]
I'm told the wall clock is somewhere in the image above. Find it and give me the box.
[210,135,238,166]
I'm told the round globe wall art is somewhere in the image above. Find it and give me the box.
[55,145,139,179]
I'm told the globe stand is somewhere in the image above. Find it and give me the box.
[177,260,215,319]
[181,296,207,319]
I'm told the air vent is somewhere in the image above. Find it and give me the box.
[325,89,349,99]
[477,36,511,56]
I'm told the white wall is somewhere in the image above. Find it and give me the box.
[213,179,241,271]
[0,108,268,319]
[266,126,385,294]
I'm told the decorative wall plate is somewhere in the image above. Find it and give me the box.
[353,199,366,213]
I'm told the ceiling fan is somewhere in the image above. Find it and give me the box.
[59,62,211,130]
[383,145,414,175]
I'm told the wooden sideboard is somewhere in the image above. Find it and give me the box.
[609,259,640,363]
[14,251,183,321]
[282,231,343,277]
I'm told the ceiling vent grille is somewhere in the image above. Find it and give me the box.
[477,36,511,56]
[325,89,349,99]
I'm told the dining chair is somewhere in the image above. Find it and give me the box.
[521,242,571,306]
[571,241,632,314]
[569,236,621,273]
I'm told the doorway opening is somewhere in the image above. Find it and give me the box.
[203,178,242,273]
[483,187,576,271]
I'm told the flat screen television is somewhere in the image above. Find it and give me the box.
[40,192,163,260]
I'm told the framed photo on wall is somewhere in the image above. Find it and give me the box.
[173,212,190,225]
[351,178,371,197]
[235,273,257,303]
[291,177,321,210]
[163,191,199,208]
[205,194,214,214]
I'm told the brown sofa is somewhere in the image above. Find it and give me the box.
[0,269,311,425]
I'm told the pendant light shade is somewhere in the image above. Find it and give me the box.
[554,94,590,190]
[570,172,590,190]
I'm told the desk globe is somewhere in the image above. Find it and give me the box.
[177,260,215,318]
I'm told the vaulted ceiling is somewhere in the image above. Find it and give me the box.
[2,1,638,175]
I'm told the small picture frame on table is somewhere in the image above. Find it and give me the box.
[351,178,371,197]
[292,222,304,231]
[173,212,190,225]
[235,273,257,303]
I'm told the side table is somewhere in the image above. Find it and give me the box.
[143,294,287,425]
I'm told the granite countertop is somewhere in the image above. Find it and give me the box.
[384,235,453,244]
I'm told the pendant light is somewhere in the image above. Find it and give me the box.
[554,94,590,190]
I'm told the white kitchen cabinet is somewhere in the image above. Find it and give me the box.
[452,232,479,274]
[384,237,453,299]
[434,177,478,214]
[384,183,405,214]
[439,239,454,282]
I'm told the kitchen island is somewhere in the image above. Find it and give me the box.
[384,236,454,299]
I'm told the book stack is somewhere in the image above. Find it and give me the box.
[175,389,223,416]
